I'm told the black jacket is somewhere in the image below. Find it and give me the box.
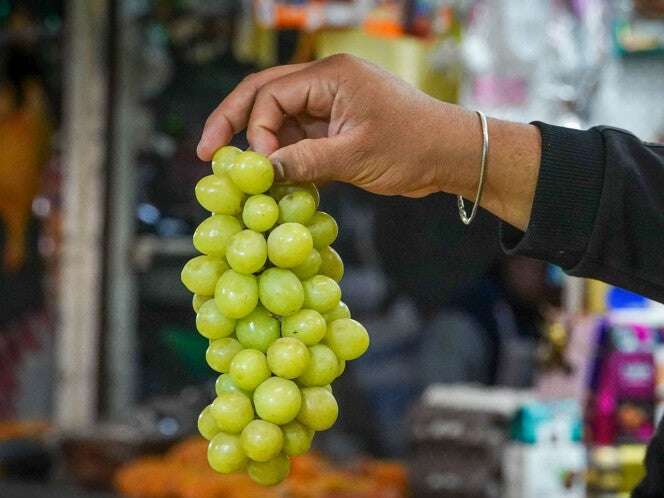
[501,122,664,497]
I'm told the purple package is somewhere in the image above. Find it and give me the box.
[590,322,656,445]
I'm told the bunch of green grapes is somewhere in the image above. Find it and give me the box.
[180,146,370,486]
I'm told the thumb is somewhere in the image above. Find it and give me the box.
[269,136,350,184]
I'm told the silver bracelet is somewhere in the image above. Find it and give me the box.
[457,110,489,225]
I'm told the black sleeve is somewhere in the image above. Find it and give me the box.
[632,423,664,498]
[500,122,664,303]
[499,122,664,498]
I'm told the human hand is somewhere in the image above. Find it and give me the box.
[197,54,541,229]
[197,54,480,198]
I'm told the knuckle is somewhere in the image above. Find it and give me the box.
[256,79,277,99]
[305,91,329,117]
[324,53,356,67]
[240,72,260,87]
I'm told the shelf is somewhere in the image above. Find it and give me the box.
[133,235,196,271]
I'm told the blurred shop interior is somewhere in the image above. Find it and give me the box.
[1,0,664,497]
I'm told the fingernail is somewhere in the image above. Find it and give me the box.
[197,135,210,158]
[271,157,285,181]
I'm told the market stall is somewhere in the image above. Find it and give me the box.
[1,1,663,497]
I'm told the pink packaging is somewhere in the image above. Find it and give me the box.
[589,322,657,445]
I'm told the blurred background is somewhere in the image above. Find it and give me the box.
[0,0,663,497]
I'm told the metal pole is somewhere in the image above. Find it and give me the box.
[105,0,139,418]
[55,0,110,430]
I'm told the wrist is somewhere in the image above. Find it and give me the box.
[429,104,541,230]
[483,121,540,230]
[429,103,484,197]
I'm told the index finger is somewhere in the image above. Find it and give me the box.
[197,63,313,161]
[246,63,338,156]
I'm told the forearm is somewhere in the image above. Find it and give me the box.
[432,104,541,231]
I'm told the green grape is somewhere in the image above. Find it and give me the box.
[291,248,321,280]
[230,151,274,194]
[270,182,320,207]
[181,255,227,296]
[242,194,279,232]
[296,344,338,387]
[195,173,244,215]
[266,337,310,379]
[196,299,236,340]
[229,349,271,391]
[258,268,304,316]
[208,432,247,474]
[322,301,351,323]
[281,309,326,346]
[215,373,252,397]
[336,359,346,378]
[278,190,316,225]
[235,306,280,352]
[323,384,332,392]
[212,145,241,176]
[206,337,243,373]
[297,387,338,431]
[253,377,302,425]
[193,214,242,257]
[215,270,258,319]
[267,223,313,268]
[325,318,370,361]
[211,392,255,434]
[241,419,284,462]
[302,275,341,313]
[281,421,314,456]
[318,246,344,282]
[192,294,212,313]
[306,212,338,249]
[247,453,290,486]
[225,230,267,274]
[198,405,221,440]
